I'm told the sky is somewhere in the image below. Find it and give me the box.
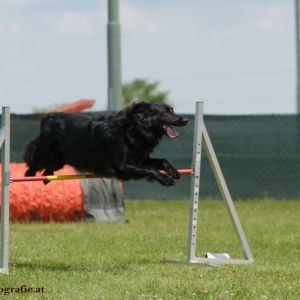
[0,0,297,115]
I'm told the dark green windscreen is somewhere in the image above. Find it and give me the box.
[3,113,300,199]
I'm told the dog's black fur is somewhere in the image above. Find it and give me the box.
[24,102,188,186]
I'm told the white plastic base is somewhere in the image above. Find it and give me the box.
[0,267,8,273]
[166,257,254,266]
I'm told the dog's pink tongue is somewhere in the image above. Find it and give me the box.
[166,126,178,139]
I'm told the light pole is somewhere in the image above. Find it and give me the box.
[107,0,123,111]
[295,0,300,113]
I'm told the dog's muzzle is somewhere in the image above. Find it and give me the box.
[163,118,188,139]
[173,117,188,127]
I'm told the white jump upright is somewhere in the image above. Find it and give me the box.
[0,107,10,273]
[170,102,254,265]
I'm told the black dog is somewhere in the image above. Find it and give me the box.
[24,102,188,186]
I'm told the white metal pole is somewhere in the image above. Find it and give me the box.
[168,101,253,265]
[0,107,10,273]
[202,124,253,260]
[187,102,204,262]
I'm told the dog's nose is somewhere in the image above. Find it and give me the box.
[182,118,188,125]
[180,118,188,126]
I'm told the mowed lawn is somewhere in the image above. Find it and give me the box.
[0,199,300,299]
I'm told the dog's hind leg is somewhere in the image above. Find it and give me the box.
[25,166,39,177]
[24,132,65,181]
[24,139,41,176]
[42,169,54,185]
[42,169,54,176]
[24,136,49,177]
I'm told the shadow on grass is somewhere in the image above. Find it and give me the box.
[12,261,93,272]
[11,257,158,273]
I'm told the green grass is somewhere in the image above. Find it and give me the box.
[0,199,300,299]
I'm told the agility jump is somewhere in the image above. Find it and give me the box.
[10,169,193,183]
[0,102,254,274]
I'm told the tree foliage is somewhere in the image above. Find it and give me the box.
[122,79,168,106]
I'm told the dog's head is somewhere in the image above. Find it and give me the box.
[126,102,188,139]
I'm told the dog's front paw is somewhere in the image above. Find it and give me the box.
[163,161,181,180]
[167,168,181,180]
[156,173,176,186]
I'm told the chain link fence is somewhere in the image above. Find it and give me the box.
[3,112,300,199]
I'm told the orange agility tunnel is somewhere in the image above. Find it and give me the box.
[0,163,85,222]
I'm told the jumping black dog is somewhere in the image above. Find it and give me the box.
[24,102,188,186]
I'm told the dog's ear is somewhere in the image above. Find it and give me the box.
[126,101,151,115]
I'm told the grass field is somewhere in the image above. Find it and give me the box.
[0,199,300,299]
